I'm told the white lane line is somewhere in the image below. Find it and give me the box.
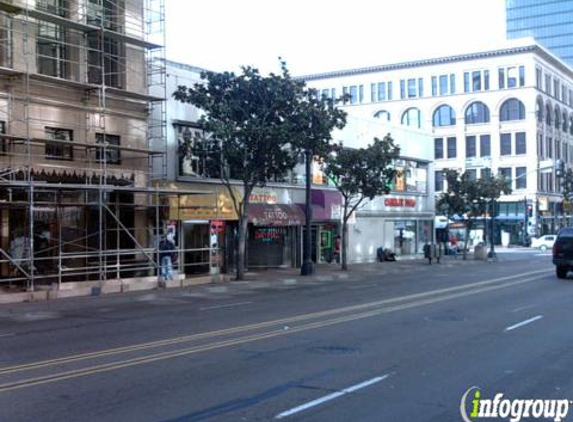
[0,333,15,338]
[199,301,253,311]
[348,284,376,290]
[504,315,544,332]
[275,375,389,419]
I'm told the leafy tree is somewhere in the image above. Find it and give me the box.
[437,169,511,259]
[323,135,400,270]
[173,63,346,280]
[561,168,573,215]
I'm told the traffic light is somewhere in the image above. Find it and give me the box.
[555,159,565,178]
[527,204,533,217]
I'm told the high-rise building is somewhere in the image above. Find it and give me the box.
[506,0,573,67]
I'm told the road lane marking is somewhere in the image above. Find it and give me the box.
[0,274,546,393]
[200,302,253,311]
[0,269,550,378]
[504,315,544,332]
[275,375,389,419]
[511,304,539,313]
[0,333,14,338]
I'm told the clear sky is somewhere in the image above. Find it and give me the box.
[165,0,507,76]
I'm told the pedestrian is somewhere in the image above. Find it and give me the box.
[450,235,458,259]
[159,235,175,281]
[333,235,341,264]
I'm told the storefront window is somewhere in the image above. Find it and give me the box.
[393,220,417,256]
[417,220,433,253]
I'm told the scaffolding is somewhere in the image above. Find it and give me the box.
[0,0,199,292]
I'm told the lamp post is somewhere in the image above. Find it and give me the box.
[487,197,496,259]
[301,147,314,275]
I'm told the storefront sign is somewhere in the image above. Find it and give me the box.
[253,227,283,243]
[248,204,305,226]
[384,197,417,207]
[249,191,278,204]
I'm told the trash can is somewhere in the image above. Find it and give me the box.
[474,242,487,260]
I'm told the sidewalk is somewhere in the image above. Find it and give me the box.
[0,253,491,305]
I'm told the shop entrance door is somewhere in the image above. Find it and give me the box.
[182,221,210,275]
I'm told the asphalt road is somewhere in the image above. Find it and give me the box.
[0,250,569,422]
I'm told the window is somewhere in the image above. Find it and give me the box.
[95,133,121,164]
[387,82,393,100]
[371,82,388,102]
[499,66,525,89]
[435,171,444,192]
[466,70,489,92]
[545,103,552,125]
[545,74,552,95]
[447,137,457,158]
[500,98,525,121]
[400,79,423,99]
[536,67,542,89]
[466,169,477,181]
[439,75,448,95]
[554,78,560,100]
[45,127,73,161]
[432,105,456,127]
[37,0,69,79]
[536,98,543,123]
[516,167,527,189]
[465,102,490,124]
[499,167,512,188]
[431,76,437,96]
[481,168,491,179]
[450,74,456,94]
[464,72,470,93]
[515,132,526,155]
[547,137,553,159]
[563,111,568,132]
[401,108,422,128]
[480,135,491,157]
[407,79,416,98]
[349,86,358,104]
[472,71,481,91]
[466,136,476,158]
[373,110,391,121]
[555,106,561,129]
[500,133,512,155]
[434,138,444,159]
[88,34,125,88]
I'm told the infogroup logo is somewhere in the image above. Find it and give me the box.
[460,387,570,422]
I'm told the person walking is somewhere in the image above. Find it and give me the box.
[159,235,175,281]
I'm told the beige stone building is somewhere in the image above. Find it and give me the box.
[0,0,169,291]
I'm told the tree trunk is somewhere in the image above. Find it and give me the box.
[341,219,349,271]
[235,213,248,280]
[463,222,471,261]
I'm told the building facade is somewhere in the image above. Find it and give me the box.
[507,0,573,67]
[162,60,344,274]
[0,0,168,291]
[303,40,573,246]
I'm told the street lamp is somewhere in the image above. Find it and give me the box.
[301,146,314,275]
[300,149,314,275]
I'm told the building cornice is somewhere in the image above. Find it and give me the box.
[298,44,573,82]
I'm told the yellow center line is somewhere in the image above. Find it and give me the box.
[0,269,549,376]
[0,274,546,393]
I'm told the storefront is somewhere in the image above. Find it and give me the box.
[247,203,304,268]
[348,193,435,262]
[303,189,342,264]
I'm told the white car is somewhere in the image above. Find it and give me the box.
[530,234,556,251]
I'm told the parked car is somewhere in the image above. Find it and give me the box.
[530,234,556,251]
[552,229,573,279]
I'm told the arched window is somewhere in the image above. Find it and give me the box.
[401,108,422,128]
[432,105,456,127]
[373,110,391,121]
[536,97,543,123]
[555,105,561,129]
[563,111,568,132]
[545,103,552,125]
[499,98,525,121]
[465,101,490,124]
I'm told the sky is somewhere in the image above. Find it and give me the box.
[165,0,507,77]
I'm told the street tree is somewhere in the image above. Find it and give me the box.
[323,135,400,270]
[437,169,511,259]
[173,63,346,280]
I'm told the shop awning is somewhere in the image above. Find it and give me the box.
[248,204,305,226]
[298,189,342,221]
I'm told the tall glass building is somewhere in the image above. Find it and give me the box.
[506,0,573,66]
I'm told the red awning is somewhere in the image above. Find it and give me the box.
[248,204,305,226]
